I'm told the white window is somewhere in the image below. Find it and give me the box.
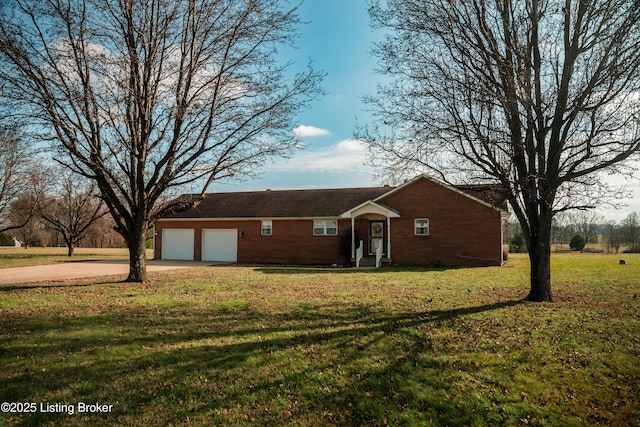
[313,220,338,236]
[415,218,430,236]
[261,220,272,236]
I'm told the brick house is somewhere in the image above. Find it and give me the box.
[153,175,507,267]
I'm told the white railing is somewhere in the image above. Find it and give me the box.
[375,242,383,268]
[356,240,364,268]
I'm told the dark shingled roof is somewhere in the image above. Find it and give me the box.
[163,179,507,220]
[166,187,393,218]
[455,184,509,212]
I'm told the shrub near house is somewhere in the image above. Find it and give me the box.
[0,233,13,246]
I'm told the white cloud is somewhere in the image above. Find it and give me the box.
[292,125,331,138]
[273,138,370,173]
[597,177,640,221]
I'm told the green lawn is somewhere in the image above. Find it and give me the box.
[1,253,638,426]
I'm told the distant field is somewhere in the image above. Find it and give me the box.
[0,247,153,268]
[0,253,638,426]
[551,243,636,254]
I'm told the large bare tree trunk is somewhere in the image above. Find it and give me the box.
[126,227,147,282]
[517,198,554,302]
[526,219,553,302]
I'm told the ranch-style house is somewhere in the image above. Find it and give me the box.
[154,175,508,267]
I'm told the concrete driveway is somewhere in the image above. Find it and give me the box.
[0,260,215,285]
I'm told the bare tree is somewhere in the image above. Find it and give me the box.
[83,214,126,248]
[0,123,39,233]
[8,192,48,247]
[570,211,604,245]
[362,0,640,301]
[621,212,639,252]
[41,172,108,256]
[3,164,49,238]
[0,0,322,281]
[603,219,622,254]
[551,211,574,248]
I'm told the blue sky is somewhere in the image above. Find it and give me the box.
[219,0,639,221]
[218,0,384,192]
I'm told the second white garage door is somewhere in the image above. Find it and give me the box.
[202,229,238,262]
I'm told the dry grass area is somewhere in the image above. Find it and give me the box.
[0,253,638,426]
[0,247,153,268]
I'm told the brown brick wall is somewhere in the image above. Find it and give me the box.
[381,179,502,266]
[155,218,366,265]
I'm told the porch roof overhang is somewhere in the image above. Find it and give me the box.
[339,200,401,219]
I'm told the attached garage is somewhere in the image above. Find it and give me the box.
[202,229,238,262]
[162,229,194,260]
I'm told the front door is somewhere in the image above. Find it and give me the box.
[369,220,385,255]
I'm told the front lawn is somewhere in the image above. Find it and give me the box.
[1,254,638,426]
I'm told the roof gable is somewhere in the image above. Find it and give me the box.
[376,175,507,212]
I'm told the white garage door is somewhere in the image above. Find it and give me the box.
[162,229,194,260]
[202,229,237,262]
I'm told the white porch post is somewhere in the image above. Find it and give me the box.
[387,218,391,260]
[351,216,355,260]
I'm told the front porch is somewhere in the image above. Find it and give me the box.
[340,200,400,268]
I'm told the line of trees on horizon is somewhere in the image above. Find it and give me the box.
[506,211,640,254]
[0,214,125,251]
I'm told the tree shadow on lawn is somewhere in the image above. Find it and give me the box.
[1,300,524,426]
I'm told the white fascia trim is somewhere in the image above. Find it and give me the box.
[156,216,342,223]
[340,200,401,218]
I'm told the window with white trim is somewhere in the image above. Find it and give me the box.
[313,220,338,236]
[415,218,430,236]
[261,220,272,236]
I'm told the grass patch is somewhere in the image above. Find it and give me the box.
[0,247,145,268]
[1,253,639,426]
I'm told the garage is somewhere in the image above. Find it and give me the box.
[161,229,194,260]
[202,229,238,262]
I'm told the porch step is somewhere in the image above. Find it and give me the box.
[358,257,377,268]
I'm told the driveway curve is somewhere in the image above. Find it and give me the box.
[0,260,215,285]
